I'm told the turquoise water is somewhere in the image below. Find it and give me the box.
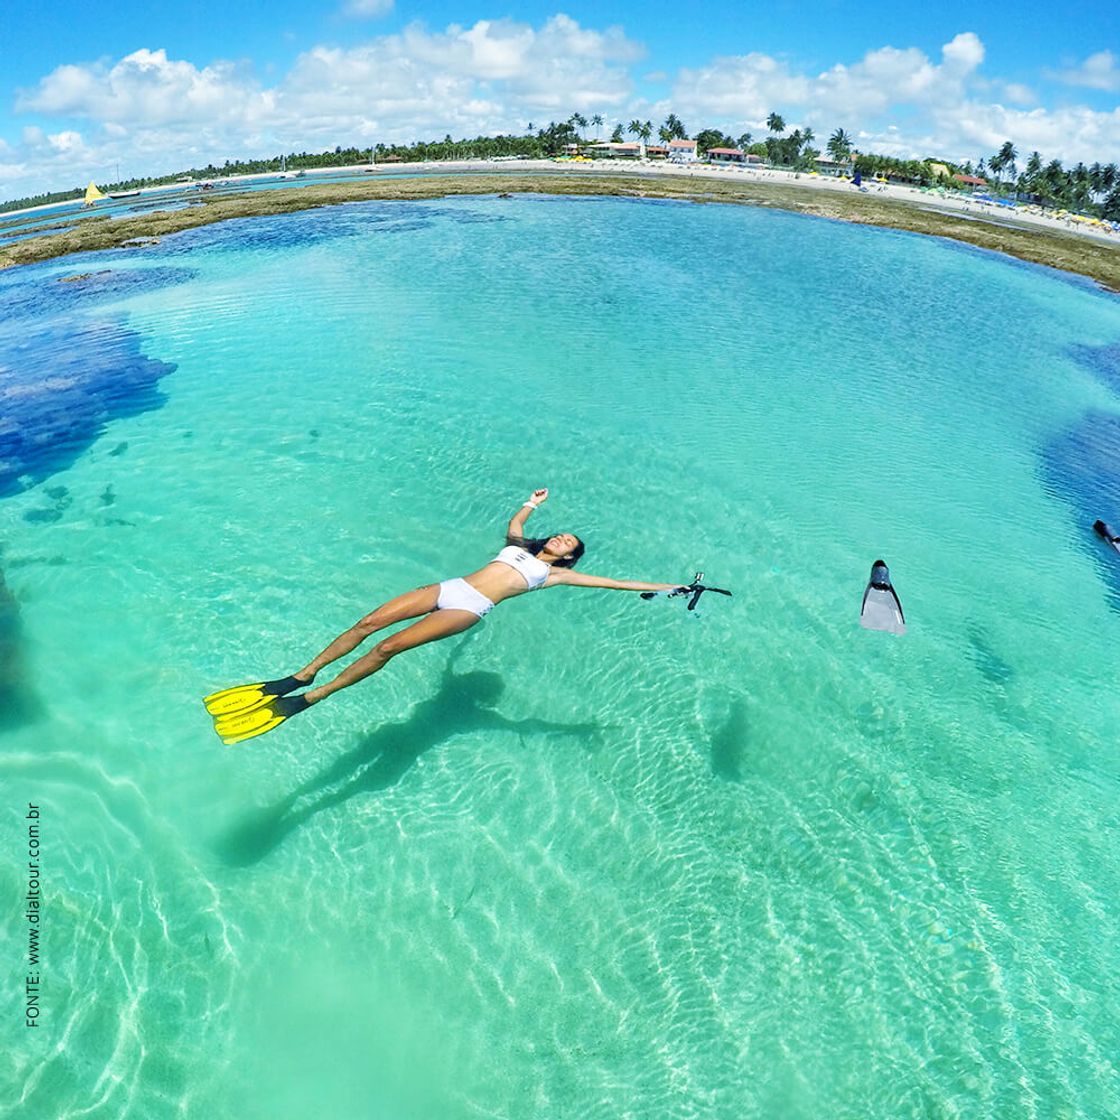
[2,195,1120,1118]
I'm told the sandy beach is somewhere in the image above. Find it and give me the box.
[2,159,1118,290]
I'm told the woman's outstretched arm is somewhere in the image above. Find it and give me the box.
[507,488,548,542]
[546,569,683,593]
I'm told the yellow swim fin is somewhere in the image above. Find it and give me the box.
[212,694,311,746]
[203,675,307,717]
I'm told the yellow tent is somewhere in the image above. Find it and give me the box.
[83,180,106,206]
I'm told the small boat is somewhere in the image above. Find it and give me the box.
[108,190,141,199]
[83,181,106,207]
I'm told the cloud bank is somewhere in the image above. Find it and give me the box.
[3,19,1118,201]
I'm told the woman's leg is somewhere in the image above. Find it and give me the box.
[305,609,479,703]
[295,584,440,681]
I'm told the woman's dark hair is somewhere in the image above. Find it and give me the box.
[507,533,585,568]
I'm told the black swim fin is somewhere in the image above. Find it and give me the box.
[1093,520,1120,555]
[860,560,906,635]
[640,572,733,611]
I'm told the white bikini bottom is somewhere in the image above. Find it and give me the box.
[436,578,494,618]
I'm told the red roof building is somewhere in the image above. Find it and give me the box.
[668,138,698,163]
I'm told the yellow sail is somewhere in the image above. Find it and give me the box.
[83,180,106,205]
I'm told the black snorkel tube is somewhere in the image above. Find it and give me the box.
[641,572,733,612]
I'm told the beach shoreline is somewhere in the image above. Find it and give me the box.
[2,160,1118,291]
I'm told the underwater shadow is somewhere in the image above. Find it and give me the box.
[0,561,42,732]
[709,695,751,782]
[216,652,602,867]
[966,626,1015,686]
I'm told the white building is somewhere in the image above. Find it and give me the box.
[667,139,698,164]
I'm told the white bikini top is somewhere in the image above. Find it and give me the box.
[493,545,551,590]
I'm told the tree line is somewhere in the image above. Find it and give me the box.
[2,113,1117,221]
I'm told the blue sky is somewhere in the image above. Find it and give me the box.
[2,1,1118,201]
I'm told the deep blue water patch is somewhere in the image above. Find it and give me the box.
[0,318,176,498]
[1037,339,1120,608]
[149,201,505,260]
[0,265,198,321]
[1070,341,1120,395]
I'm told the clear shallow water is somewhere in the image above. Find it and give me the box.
[1,195,1119,1118]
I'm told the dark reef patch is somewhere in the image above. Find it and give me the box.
[22,486,73,524]
[0,264,197,320]
[1069,342,1120,396]
[146,200,504,260]
[1042,339,1120,610]
[0,563,40,731]
[0,318,177,498]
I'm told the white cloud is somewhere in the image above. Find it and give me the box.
[934,101,1120,165]
[48,130,85,153]
[672,33,985,129]
[670,33,1119,166]
[18,48,269,128]
[1054,50,1120,92]
[941,32,984,73]
[2,22,1119,203]
[1001,83,1036,106]
[342,0,394,17]
[671,53,810,122]
[2,17,642,198]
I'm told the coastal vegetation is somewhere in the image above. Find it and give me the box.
[4,111,1118,222]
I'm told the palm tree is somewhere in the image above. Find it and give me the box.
[591,113,603,139]
[737,132,752,151]
[1022,150,1043,194]
[1089,162,1104,198]
[1071,163,1092,210]
[784,128,802,165]
[766,112,785,136]
[1043,159,1065,200]
[827,128,852,162]
[992,140,1017,188]
[627,119,643,142]
[663,113,686,140]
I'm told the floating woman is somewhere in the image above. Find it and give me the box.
[204,489,690,744]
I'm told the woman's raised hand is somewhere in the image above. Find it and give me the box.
[528,488,549,506]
